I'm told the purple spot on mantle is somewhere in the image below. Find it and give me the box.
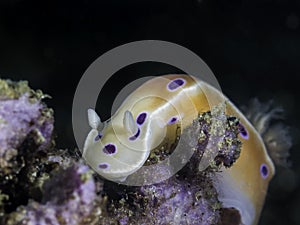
[168,116,178,125]
[99,163,109,170]
[129,128,141,141]
[137,112,147,126]
[94,133,103,142]
[167,78,186,91]
[103,144,117,155]
[238,122,249,139]
[260,164,269,179]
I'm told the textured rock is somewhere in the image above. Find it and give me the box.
[4,164,97,225]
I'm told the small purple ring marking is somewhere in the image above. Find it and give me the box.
[99,163,109,170]
[129,128,141,141]
[94,133,103,142]
[137,112,147,126]
[103,144,117,155]
[260,164,269,179]
[238,122,249,140]
[168,116,178,125]
[167,78,186,91]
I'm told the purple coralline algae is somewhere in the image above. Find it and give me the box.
[0,80,54,177]
[0,79,56,218]
[4,164,97,225]
[139,176,220,225]
[98,108,242,225]
[0,79,100,225]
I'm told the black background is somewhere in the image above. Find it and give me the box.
[0,0,299,224]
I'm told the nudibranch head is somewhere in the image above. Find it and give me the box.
[83,75,201,182]
[83,108,165,182]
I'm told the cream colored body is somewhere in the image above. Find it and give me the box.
[83,74,275,225]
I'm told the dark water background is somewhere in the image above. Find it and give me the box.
[0,0,299,224]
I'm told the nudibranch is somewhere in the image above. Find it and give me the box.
[83,74,275,225]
